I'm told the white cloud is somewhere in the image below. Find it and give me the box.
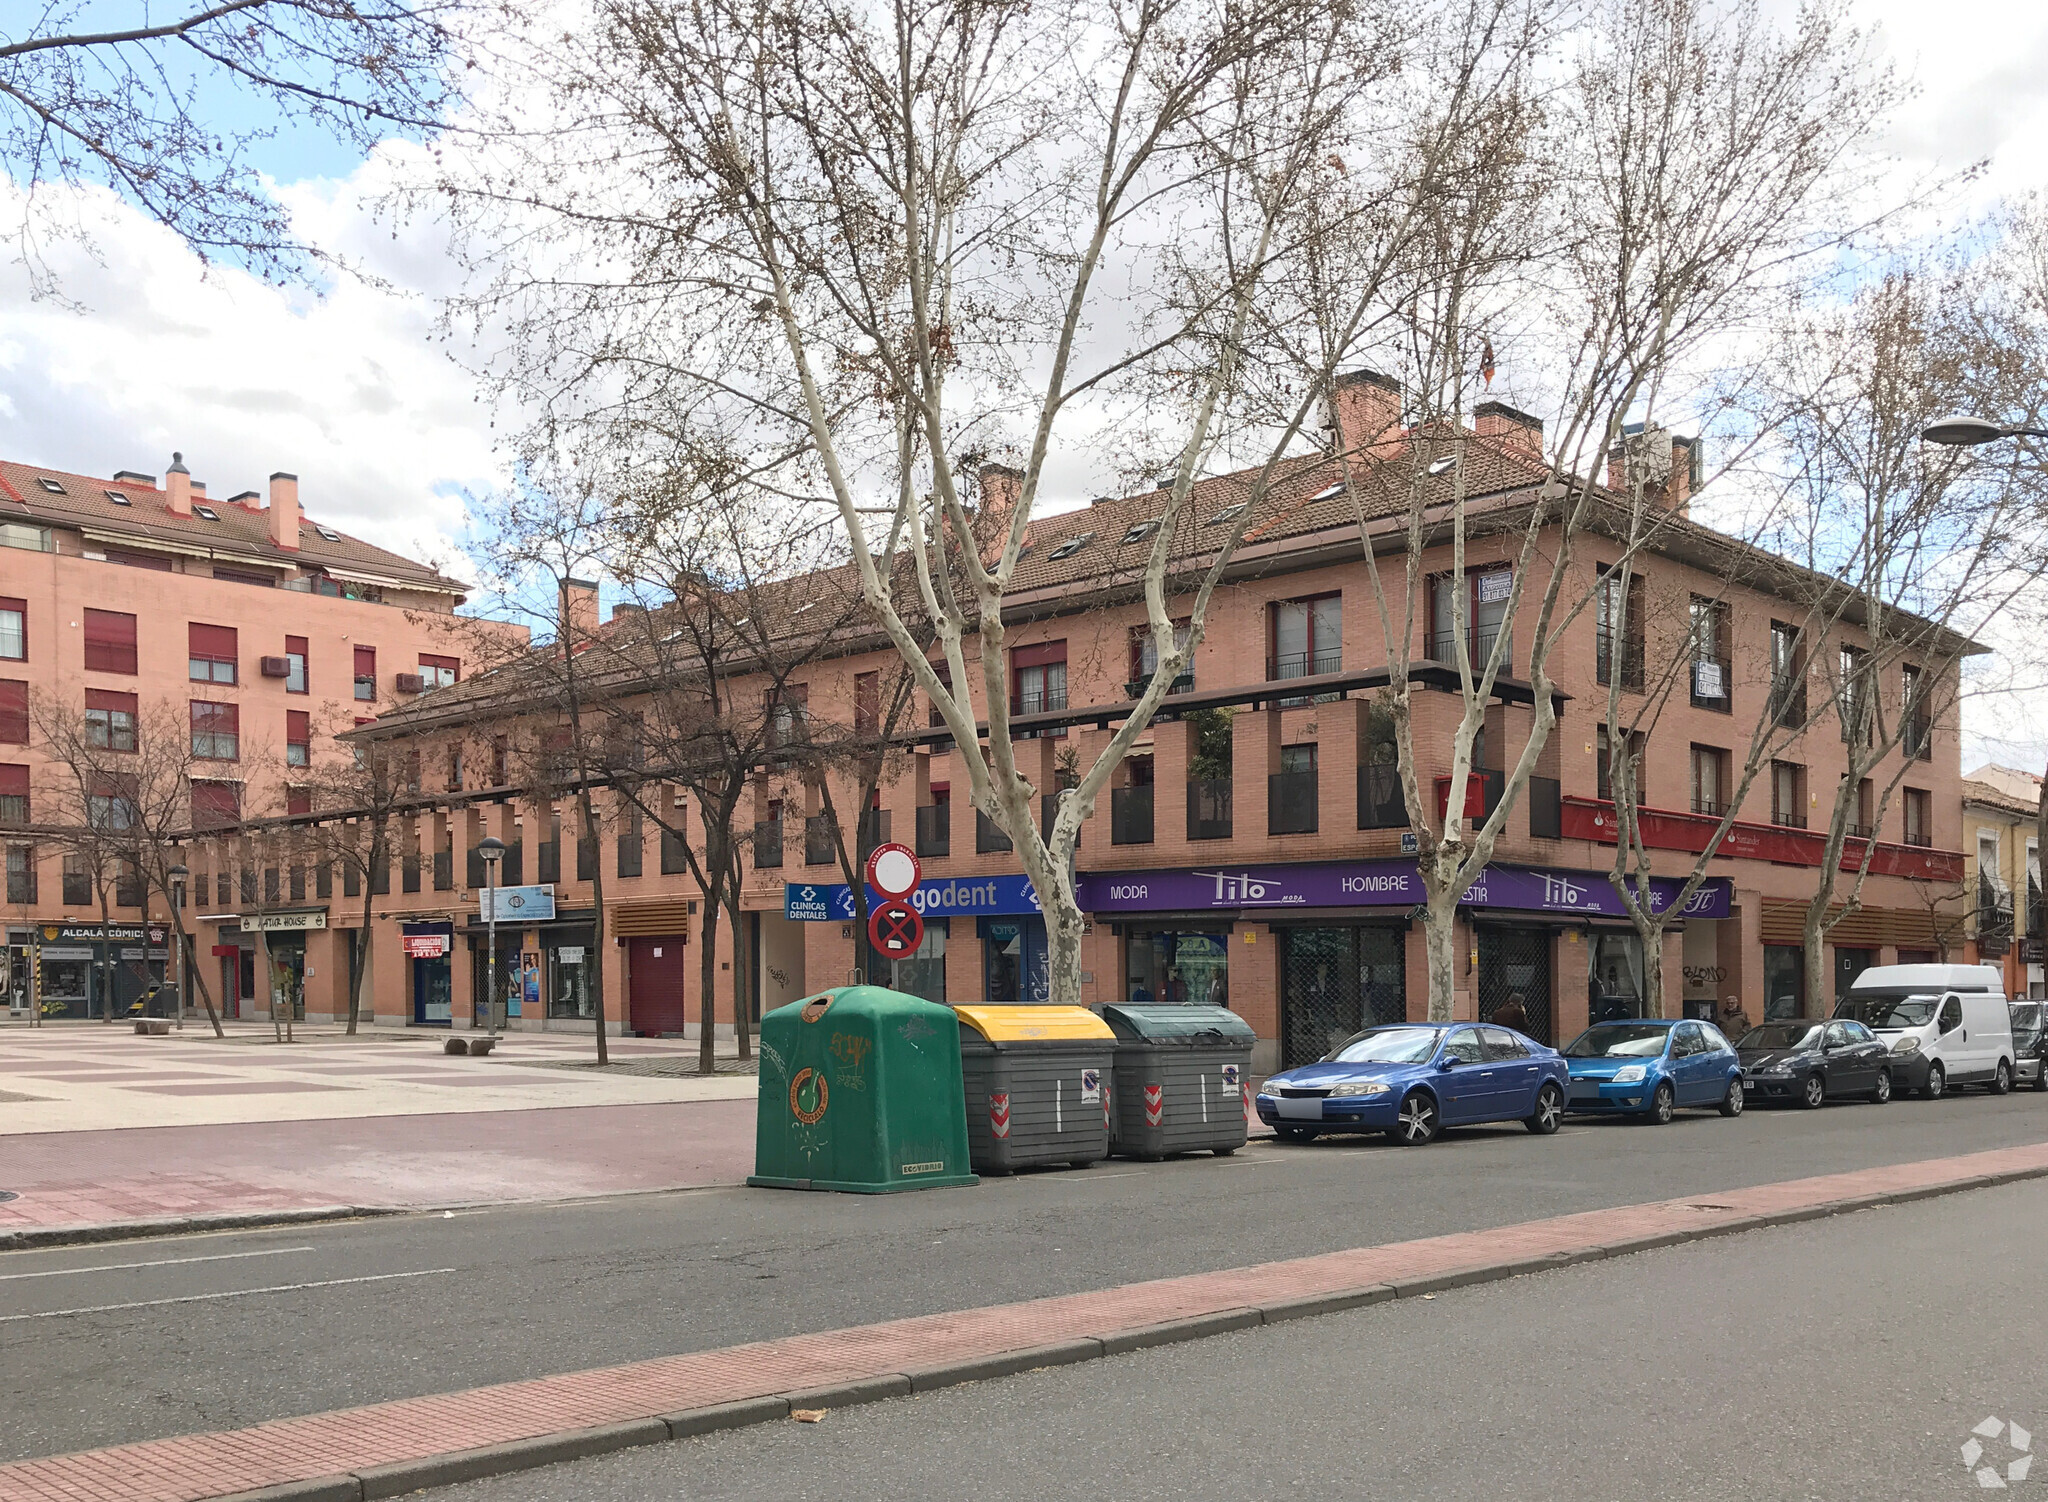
[0,156,504,576]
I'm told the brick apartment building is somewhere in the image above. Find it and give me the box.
[1962,764,2044,1000]
[0,453,523,1019]
[175,377,1974,1068]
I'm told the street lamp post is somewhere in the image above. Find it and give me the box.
[477,836,507,1037]
[1920,416,2048,447]
[166,864,188,1032]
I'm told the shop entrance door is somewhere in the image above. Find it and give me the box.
[1478,926,1553,1044]
[1278,926,1407,1069]
[627,935,688,1034]
[980,917,1048,1004]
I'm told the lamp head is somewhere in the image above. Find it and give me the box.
[1919,415,2008,447]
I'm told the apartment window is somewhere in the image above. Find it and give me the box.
[188,623,237,684]
[1771,761,1805,828]
[446,746,464,792]
[927,661,952,729]
[62,854,92,907]
[86,775,137,831]
[353,645,377,701]
[191,779,240,830]
[1769,621,1806,727]
[1838,645,1868,746]
[1689,597,1731,710]
[0,764,27,827]
[0,523,49,552]
[83,609,137,674]
[5,843,33,903]
[190,700,240,760]
[107,548,172,572]
[0,680,25,745]
[1428,572,1511,671]
[490,735,509,785]
[1130,619,1193,691]
[85,689,138,752]
[0,597,22,661]
[1271,595,1343,680]
[1596,725,1645,803]
[287,786,312,817]
[1595,568,1644,690]
[1902,787,1931,847]
[766,683,809,745]
[1901,664,1930,760]
[418,653,459,690]
[1689,745,1729,817]
[1012,642,1067,715]
[286,710,311,767]
[285,635,308,694]
[855,671,879,737]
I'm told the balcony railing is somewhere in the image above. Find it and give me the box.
[1039,793,1081,846]
[1124,670,1195,700]
[915,803,950,858]
[1426,628,1511,674]
[1357,763,1408,830]
[1771,809,1807,830]
[1690,653,1732,710]
[537,840,560,885]
[1769,674,1807,728]
[1011,687,1068,716]
[5,868,34,904]
[753,819,783,868]
[1267,649,1344,682]
[804,814,836,865]
[857,809,891,855]
[1903,714,1932,761]
[976,809,1012,853]
[1690,796,1725,818]
[1187,778,1233,841]
[1904,829,1933,848]
[1268,769,1319,835]
[1528,775,1562,840]
[1596,633,1644,691]
[1111,785,1154,845]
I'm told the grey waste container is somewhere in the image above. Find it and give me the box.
[1103,1003,1256,1159]
[954,1005,1116,1173]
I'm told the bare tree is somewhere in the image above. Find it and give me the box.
[2,0,468,295]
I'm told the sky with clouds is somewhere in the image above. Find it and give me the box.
[2,0,2046,767]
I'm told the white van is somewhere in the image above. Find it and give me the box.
[1833,965,2016,1099]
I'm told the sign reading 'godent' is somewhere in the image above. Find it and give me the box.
[784,873,1041,922]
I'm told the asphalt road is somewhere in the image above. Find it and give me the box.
[439,1174,2048,1502]
[4,1088,2046,1467]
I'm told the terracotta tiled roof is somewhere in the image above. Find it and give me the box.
[0,458,467,593]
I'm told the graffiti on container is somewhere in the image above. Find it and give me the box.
[759,1039,787,1078]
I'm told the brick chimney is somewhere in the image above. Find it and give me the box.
[561,577,600,642]
[977,462,1025,562]
[1473,400,1544,457]
[1605,427,1697,514]
[1325,368,1406,460]
[268,471,300,550]
[166,452,192,517]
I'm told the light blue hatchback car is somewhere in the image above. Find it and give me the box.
[1562,1018,1743,1123]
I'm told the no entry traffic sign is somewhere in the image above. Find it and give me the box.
[865,841,921,899]
[867,899,925,958]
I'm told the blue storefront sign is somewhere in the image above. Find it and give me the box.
[784,874,1043,922]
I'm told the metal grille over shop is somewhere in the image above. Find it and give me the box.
[1278,926,1406,1069]
[1477,926,1553,1043]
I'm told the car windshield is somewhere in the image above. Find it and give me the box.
[2013,1004,2042,1044]
[1837,992,1940,1029]
[1327,1027,1442,1065]
[1565,1024,1670,1058]
[1739,1023,1825,1051]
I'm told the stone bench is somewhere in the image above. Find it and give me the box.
[444,1036,497,1056]
[133,1018,174,1036]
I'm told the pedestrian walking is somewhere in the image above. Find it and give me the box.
[1492,992,1530,1033]
[1718,994,1752,1041]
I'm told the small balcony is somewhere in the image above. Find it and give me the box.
[1528,775,1562,840]
[753,820,783,868]
[1268,769,1319,836]
[1769,676,1807,728]
[1111,785,1154,845]
[1771,809,1807,829]
[915,803,950,858]
[1690,796,1725,819]
[857,808,890,856]
[1124,670,1195,700]
[1011,687,1067,716]
[976,809,1012,853]
[1595,633,1643,692]
[1426,628,1512,674]
[1187,778,1233,841]
[1266,649,1343,682]
[1357,764,1408,830]
[537,839,560,885]
[1903,714,1932,761]
[804,814,836,866]
[1040,792,1080,845]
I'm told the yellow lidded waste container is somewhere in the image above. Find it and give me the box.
[952,1004,1116,1173]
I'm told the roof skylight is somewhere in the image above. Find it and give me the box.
[37,477,64,494]
[1206,503,1248,526]
[104,489,131,506]
[1309,482,1344,502]
[313,524,341,541]
[1427,455,1457,476]
[1121,520,1161,545]
[1046,532,1094,561]
[193,505,219,521]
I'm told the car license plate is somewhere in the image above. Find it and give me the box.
[1276,1096,1324,1121]
[1570,1083,1601,1102]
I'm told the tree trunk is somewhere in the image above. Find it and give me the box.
[1422,887,1460,1023]
[349,832,379,1034]
[97,884,114,1022]
[696,873,722,1075]
[1635,914,1667,1020]
[580,792,609,1065]
[1802,902,1829,1021]
[167,902,224,1038]
[722,882,752,1057]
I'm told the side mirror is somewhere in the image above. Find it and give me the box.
[1437,1055,1459,1069]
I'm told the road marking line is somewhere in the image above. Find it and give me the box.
[0,1268,453,1322]
[0,1247,315,1282]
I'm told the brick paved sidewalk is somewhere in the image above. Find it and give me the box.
[0,1099,755,1244]
[4,1139,2045,1502]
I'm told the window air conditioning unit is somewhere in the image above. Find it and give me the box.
[394,673,425,694]
[259,656,292,678]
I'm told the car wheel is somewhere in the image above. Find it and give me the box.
[1643,1082,1675,1125]
[1525,1083,1563,1135]
[1719,1078,1745,1118]
[1991,1059,2013,1095]
[1800,1073,1826,1110]
[1275,1126,1318,1144]
[1869,1069,1891,1105]
[2035,1064,2048,1094]
[1390,1090,1439,1146]
[1921,1062,1946,1100]
[1212,1146,1238,1157]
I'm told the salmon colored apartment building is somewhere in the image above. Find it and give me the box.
[0,452,524,1019]
[170,375,1975,1071]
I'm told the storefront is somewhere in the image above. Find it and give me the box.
[787,874,1045,1006]
[403,922,454,1025]
[242,910,326,1022]
[8,923,169,1019]
[1272,921,1407,1068]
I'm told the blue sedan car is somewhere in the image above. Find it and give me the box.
[1256,1022,1571,1146]
[1562,1019,1743,1123]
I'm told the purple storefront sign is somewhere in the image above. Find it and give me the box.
[1077,860,1729,921]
